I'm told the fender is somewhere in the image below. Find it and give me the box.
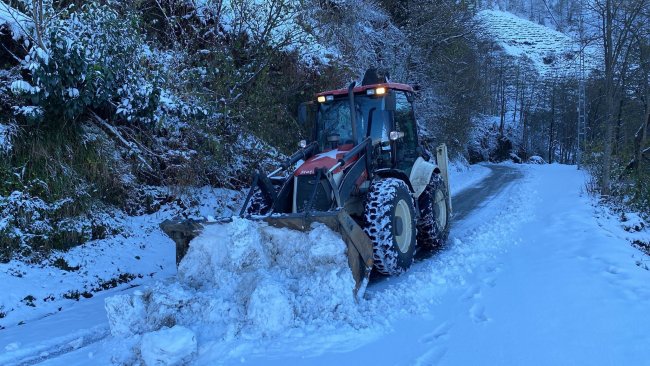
[374,169,415,193]
[409,157,436,198]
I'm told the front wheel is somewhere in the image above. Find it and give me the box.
[417,174,450,250]
[363,178,417,275]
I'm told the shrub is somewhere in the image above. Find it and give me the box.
[11,2,160,125]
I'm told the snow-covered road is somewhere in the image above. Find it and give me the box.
[2,164,648,366]
[294,164,650,366]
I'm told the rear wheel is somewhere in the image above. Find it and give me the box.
[417,174,450,250]
[363,178,417,275]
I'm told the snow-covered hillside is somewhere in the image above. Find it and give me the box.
[476,9,598,78]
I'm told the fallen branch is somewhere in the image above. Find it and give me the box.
[90,111,153,172]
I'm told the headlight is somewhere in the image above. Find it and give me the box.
[389,131,405,141]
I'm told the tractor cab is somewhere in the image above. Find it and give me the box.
[300,73,420,174]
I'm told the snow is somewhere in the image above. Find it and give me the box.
[0,186,241,329]
[104,218,357,346]
[104,293,148,337]
[427,164,649,365]
[448,161,491,194]
[2,164,649,365]
[246,279,294,334]
[194,0,335,66]
[66,88,79,98]
[0,123,14,152]
[0,1,30,40]
[528,155,546,164]
[140,326,197,366]
[476,10,599,78]
[10,80,37,94]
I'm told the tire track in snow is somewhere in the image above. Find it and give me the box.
[1,325,109,366]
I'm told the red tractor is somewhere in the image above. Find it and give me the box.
[162,69,451,295]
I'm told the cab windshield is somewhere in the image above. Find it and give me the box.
[317,96,386,150]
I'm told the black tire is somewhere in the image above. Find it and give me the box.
[417,174,450,250]
[363,178,417,275]
[244,190,273,216]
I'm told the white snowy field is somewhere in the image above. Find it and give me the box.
[1,163,648,365]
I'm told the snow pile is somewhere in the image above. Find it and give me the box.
[0,186,239,328]
[528,155,546,164]
[140,326,197,366]
[621,213,646,233]
[105,218,357,362]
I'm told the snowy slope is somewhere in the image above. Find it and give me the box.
[476,10,598,78]
[0,187,242,329]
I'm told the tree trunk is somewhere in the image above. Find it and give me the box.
[499,63,506,137]
[601,0,615,195]
[614,98,624,155]
[548,84,556,163]
[637,102,650,169]
[522,110,529,158]
[513,65,520,125]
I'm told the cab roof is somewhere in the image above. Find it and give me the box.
[315,83,414,98]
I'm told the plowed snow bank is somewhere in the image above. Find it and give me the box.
[105,218,357,362]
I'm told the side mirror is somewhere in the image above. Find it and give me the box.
[298,101,317,140]
[417,146,431,161]
[406,91,416,103]
[384,91,396,111]
[298,102,309,126]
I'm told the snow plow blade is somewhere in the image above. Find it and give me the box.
[160,210,374,296]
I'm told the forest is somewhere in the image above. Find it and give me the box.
[0,0,648,262]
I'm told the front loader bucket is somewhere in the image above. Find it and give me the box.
[159,210,374,297]
[262,210,374,296]
[160,217,233,265]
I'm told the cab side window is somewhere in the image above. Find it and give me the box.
[394,91,418,167]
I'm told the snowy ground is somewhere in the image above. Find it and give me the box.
[0,187,242,330]
[448,161,491,195]
[1,163,649,365]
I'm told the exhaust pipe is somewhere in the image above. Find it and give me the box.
[348,82,358,144]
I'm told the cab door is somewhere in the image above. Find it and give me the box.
[393,91,419,173]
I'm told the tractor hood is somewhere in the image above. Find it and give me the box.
[294,144,357,176]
